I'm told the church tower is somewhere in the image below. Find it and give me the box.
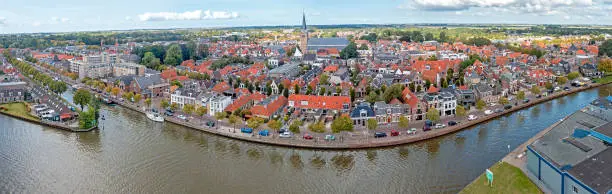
[299,11,308,54]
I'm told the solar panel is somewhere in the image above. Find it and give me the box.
[564,138,592,152]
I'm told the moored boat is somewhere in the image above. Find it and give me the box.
[146,112,164,122]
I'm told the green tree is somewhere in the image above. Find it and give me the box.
[215,112,227,121]
[398,116,409,129]
[160,99,170,110]
[598,59,612,73]
[170,103,179,111]
[267,119,282,132]
[599,39,612,57]
[340,42,359,59]
[290,120,302,133]
[320,73,329,85]
[164,44,183,66]
[439,31,447,42]
[476,99,486,111]
[499,97,509,105]
[425,33,434,41]
[228,114,238,130]
[331,116,354,133]
[183,104,195,115]
[145,98,152,108]
[567,72,580,80]
[531,86,541,95]
[517,91,526,101]
[141,52,161,69]
[133,94,142,104]
[456,105,467,117]
[545,82,554,91]
[426,108,440,122]
[247,117,263,129]
[73,89,92,110]
[308,121,325,133]
[196,106,207,117]
[556,76,568,85]
[367,118,378,130]
[294,84,300,94]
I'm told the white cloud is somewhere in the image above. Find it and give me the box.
[138,10,239,22]
[125,16,132,21]
[61,18,69,23]
[0,17,6,25]
[403,0,593,15]
[32,21,41,27]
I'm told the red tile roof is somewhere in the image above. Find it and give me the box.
[427,85,439,93]
[288,95,350,111]
[161,69,178,80]
[250,96,288,118]
[323,65,339,73]
[212,82,230,93]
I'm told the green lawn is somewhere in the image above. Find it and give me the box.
[0,102,40,121]
[460,162,542,194]
[594,74,612,84]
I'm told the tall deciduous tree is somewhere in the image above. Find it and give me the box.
[267,119,282,132]
[331,116,354,133]
[164,44,183,66]
[398,116,409,129]
[426,108,440,122]
[476,99,486,111]
[456,105,467,117]
[367,118,378,130]
[74,89,92,110]
[517,91,526,101]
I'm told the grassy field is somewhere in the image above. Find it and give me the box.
[460,162,542,194]
[0,102,40,121]
[594,74,612,84]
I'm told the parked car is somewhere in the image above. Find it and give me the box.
[468,115,478,121]
[241,128,253,133]
[279,132,292,138]
[434,123,446,129]
[324,135,336,141]
[484,110,493,115]
[448,121,457,126]
[495,108,503,113]
[278,128,288,134]
[407,128,418,135]
[536,95,542,98]
[206,120,215,127]
[564,87,570,91]
[374,132,387,138]
[504,105,513,110]
[489,103,497,107]
[177,115,187,120]
[390,130,399,136]
[303,133,313,140]
[424,120,433,131]
[259,130,269,136]
[164,111,174,116]
[523,99,530,103]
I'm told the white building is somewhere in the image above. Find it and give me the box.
[170,89,201,109]
[208,95,232,116]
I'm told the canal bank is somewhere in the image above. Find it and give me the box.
[0,103,96,132]
[2,84,609,193]
[108,83,609,149]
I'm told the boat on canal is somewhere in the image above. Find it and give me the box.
[146,112,164,122]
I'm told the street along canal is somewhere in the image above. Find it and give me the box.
[1,85,609,193]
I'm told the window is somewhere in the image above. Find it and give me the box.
[301,101,308,106]
[572,186,578,193]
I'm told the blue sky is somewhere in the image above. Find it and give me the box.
[1,0,612,33]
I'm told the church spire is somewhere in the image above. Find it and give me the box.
[302,11,307,31]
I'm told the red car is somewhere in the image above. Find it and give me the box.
[303,133,313,140]
[390,130,399,136]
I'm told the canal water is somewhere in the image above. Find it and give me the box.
[1,86,609,193]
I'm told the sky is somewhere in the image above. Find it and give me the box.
[1,0,612,34]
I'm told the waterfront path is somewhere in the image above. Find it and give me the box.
[101,82,607,149]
